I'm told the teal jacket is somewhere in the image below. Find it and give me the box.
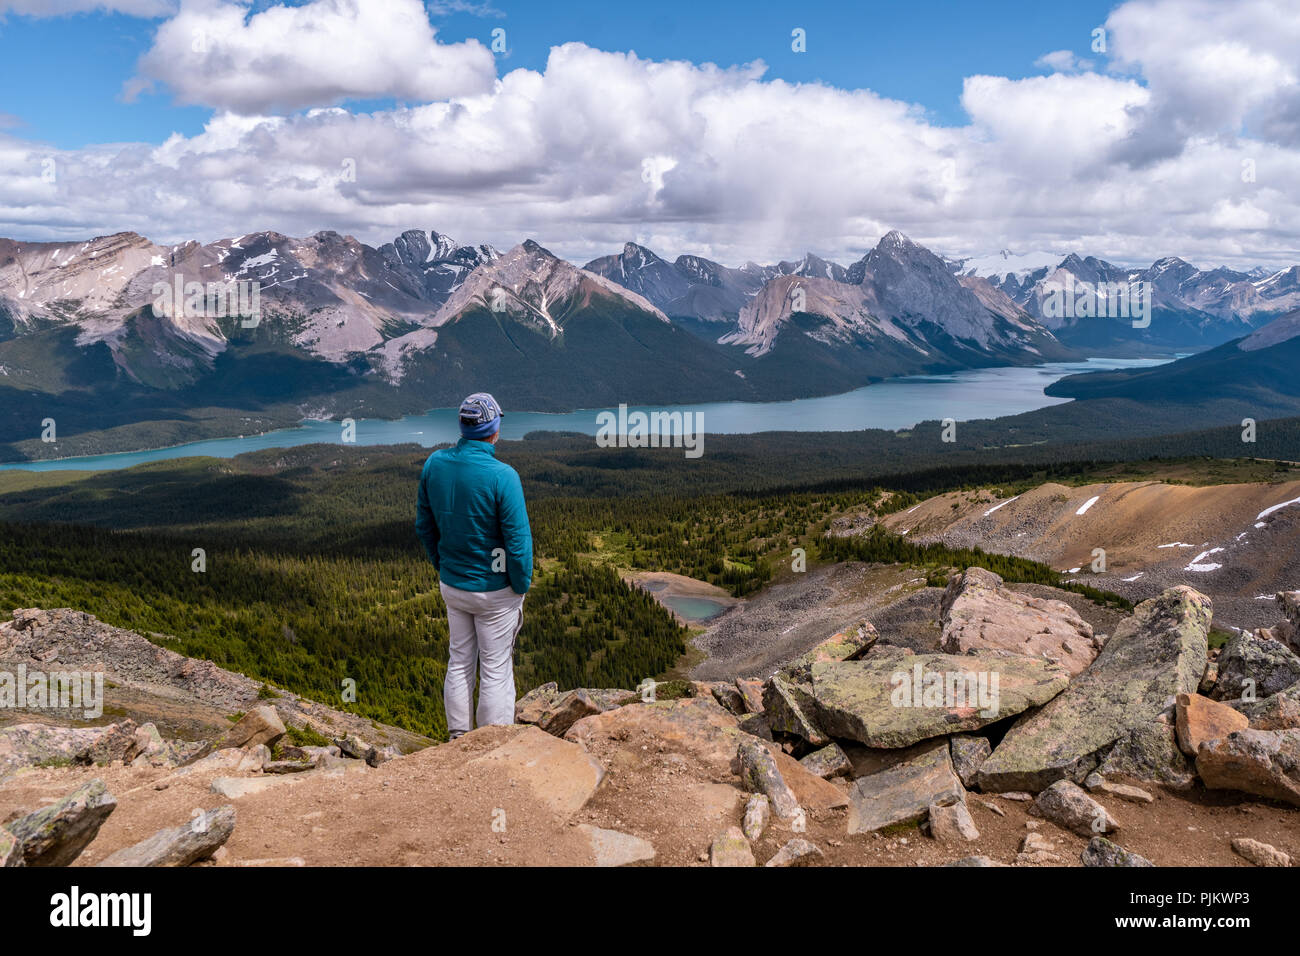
[415,439,533,594]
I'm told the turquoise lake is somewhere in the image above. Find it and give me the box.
[1,357,1169,473]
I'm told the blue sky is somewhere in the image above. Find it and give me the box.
[0,0,1294,270]
[1,0,1117,149]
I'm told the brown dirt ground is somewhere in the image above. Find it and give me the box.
[3,718,1294,868]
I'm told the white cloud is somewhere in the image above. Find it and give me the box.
[3,0,1300,273]
[1106,0,1300,162]
[1034,50,1095,73]
[125,0,498,113]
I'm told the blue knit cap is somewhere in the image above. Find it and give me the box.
[458,392,503,439]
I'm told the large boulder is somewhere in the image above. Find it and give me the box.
[762,677,829,746]
[214,704,285,751]
[1211,632,1300,703]
[1175,692,1249,755]
[737,739,800,820]
[97,805,236,867]
[4,778,117,866]
[1195,728,1300,806]
[847,739,963,834]
[941,567,1100,675]
[809,653,1069,749]
[977,587,1211,793]
[1096,717,1196,789]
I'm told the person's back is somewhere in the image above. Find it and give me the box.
[416,393,532,738]
[417,440,531,594]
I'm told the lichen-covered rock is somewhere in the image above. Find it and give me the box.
[847,739,963,834]
[97,805,236,867]
[949,735,992,789]
[0,827,17,868]
[1030,780,1119,836]
[779,619,877,683]
[702,682,747,716]
[514,682,560,724]
[1196,728,1300,806]
[737,739,800,820]
[5,778,116,866]
[941,567,1100,675]
[1211,632,1300,703]
[763,676,828,746]
[335,734,375,761]
[1082,836,1152,867]
[735,679,765,714]
[1175,692,1249,755]
[809,652,1069,749]
[709,826,755,867]
[799,742,852,779]
[742,794,770,841]
[1097,718,1196,789]
[1234,682,1300,730]
[978,587,1211,793]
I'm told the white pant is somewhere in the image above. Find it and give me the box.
[440,582,525,738]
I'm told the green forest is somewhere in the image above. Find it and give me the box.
[0,428,1296,738]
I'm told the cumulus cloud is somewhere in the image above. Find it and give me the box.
[3,0,1300,272]
[125,0,498,113]
[1106,0,1300,163]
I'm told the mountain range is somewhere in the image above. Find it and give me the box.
[3,225,1300,458]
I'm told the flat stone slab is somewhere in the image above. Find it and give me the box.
[809,653,1069,748]
[942,567,1100,675]
[470,725,605,820]
[847,739,963,834]
[577,825,655,867]
[978,586,1211,793]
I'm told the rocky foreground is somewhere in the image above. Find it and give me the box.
[2,575,1300,867]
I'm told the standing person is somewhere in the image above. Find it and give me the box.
[416,392,532,739]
